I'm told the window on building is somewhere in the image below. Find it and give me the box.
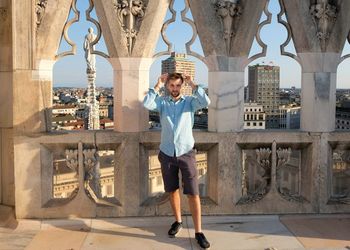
[199,168,204,176]
[157,176,163,186]
[107,185,113,196]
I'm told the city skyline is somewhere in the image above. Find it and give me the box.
[53,0,350,89]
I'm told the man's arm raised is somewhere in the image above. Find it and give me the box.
[142,74,168,111]
[183,74,210,111]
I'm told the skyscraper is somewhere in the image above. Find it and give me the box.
[162,52,195,96]
[248,64,280,129]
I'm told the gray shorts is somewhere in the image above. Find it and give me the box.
[158,149,199,195]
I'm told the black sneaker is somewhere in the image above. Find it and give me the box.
[195,232,210,249]
[168,221,183,237]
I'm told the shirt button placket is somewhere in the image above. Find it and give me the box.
[173,103,176,120]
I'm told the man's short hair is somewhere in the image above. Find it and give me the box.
[167,73,184,84]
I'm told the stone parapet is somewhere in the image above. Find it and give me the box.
[12,130,350,219]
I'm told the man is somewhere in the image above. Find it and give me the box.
[143,73,211,249]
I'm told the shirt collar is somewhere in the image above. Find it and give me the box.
[167,95,185,102]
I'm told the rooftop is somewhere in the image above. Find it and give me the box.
[0,207,349,250]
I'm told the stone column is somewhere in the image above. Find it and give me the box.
[114,134,141,216]
[110,57,153,132]
[206,56,245,132]
[299,53,339,132]
[11,60,53,134]
[32,59,55,131]
[10,0,54,211]
[0,0,13,206]
[0,0,52,206]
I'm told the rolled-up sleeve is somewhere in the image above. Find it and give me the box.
[143,88,161,111]
[191,86,210,111]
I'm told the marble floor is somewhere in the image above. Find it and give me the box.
[0,211,349,250]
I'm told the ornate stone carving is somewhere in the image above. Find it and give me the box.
[277,0,301,64]
[276,148,291,173]
[83,149,101,198]
[180,0,204,61]
[0,7,7,21]
[276,148,305,203]
[310,0,337,51]
[55,0,80,59]
[86,0,109,58]
[153,0,175,58]
[237,148,271,204]
[113,0,147,54]
[238,146,307,205]
[328,150,350,204]
[247,0,271,63]
[36,0,48,27]
[65,149,78,172]
[212,0,242,54]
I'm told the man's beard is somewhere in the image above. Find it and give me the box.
[171,91,180,98]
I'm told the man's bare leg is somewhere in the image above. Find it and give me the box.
[170,189,182,222]
[188,194,201,233]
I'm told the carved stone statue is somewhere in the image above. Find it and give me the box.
[83,149,101,198]
[213,0,242,54]
[83,27,97,73]
[310,0,337,51]
[216,1,232,40]
[113,0,146,54]
[131,0,145,21]
[36,0,48,26]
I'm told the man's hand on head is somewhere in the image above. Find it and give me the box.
[183,74,197,90]
[155,73,168,92]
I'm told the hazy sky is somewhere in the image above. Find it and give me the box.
[53,0,350,89]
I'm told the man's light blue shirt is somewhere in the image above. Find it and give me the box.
[143,86,210,157]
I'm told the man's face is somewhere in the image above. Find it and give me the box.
[166,78,183,98]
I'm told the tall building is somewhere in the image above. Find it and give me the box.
[244,86,249,102]
[279,105,301,129]
[162,52,195,96]
[244,102,266,129]
[336,106,350,130]
[248,64,280,129]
